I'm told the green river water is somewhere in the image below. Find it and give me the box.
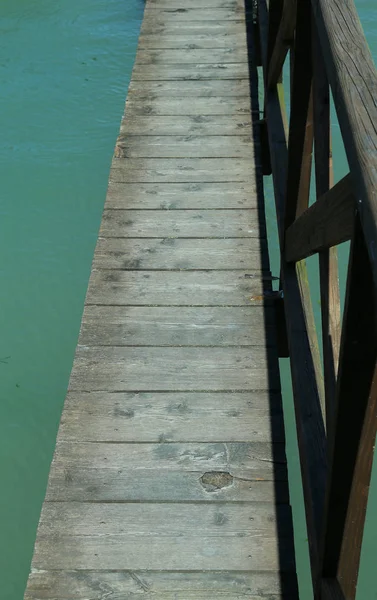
[0,1,375,597]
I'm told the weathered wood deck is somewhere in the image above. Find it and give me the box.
[25,1,298,598]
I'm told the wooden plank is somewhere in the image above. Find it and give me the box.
[69,346,280,392]
[32,536,294,573]
[92,237,268,271]
[105,182,257,209]
[128,79,250,96]
[147,0,246,8]
[58,391,283,442]
[99,209,261,239]
[141,9,248,23]
[140,22,246,36]
[38,502,292,537]
[46,467,288,504]
[131,63,249,81]
[285,174,355,263]
[85,270,269,306]
[45,441,288,502]
[138,34,247,50]
[31,503,295,572]
[311,0,377,291]
[109,158,256,183]
[124,97,252,116]
[25,570,297,600]
[320,217,377,598]
[119,115,252,136]
[115,135,254,157]
[79,306,276,347]
[135,48,248,64]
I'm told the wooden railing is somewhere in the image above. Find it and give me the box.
[254,0,377,598]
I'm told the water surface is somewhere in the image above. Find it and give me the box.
[0,1,143,596]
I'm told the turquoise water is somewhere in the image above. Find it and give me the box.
[0,1,375,598]
[0,1,143,597]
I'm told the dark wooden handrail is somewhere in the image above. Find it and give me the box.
[311,0,377,292]
[254,0,377,598]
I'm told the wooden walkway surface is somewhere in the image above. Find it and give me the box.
[25,1,298,598]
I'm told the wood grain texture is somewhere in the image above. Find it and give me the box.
[124,97,252,116]
[37,502,292,537]
[100,209,261,238]
[141,8,248,23]
[311,0,377,289]
[285,174,355,262]
[138,34,248,50]
[24,0,297,595]
[86,270,268,306]
[119,115,253,136]
[68,346,280,392]
[25,570,297,600]
[135,48,248,64]
[115,134,255,159]
[59,391,283,442]
[92,237,268,271]
[79,306,276,347]
[147,0,246,8]
[45,441,288,502]
[131,62,249,81]
[32,503,295,572]
[110,158,257,183]
[140,22,247,36]
[105,182,257,209]
[128,79,250,96]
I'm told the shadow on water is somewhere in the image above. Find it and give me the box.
[244,1,300,597]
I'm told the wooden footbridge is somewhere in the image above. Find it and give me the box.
[25,0,377,599]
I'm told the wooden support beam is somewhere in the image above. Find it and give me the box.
[285,174,355,263]
[312,24,342,435]
[267,0,296,89]
[283,0,314,228]
[266,0,284,76]
[321,578,345,600]
[320,216,377,599]
[259,0,326,583]
[311,0,377,293]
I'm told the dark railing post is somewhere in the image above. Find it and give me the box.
[266,0,284,76]
[256,0,377,596]
[283,0,314,229]
[312,24,341,435]
[319,216,377,599]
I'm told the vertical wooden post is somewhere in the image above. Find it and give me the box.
[320,216,377,599]
[252,0,262,66]
[282,0,324,427]
[283,0,314,228]
[312,25,341,434]
[262,0,284,177]
[266,0,284,75]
